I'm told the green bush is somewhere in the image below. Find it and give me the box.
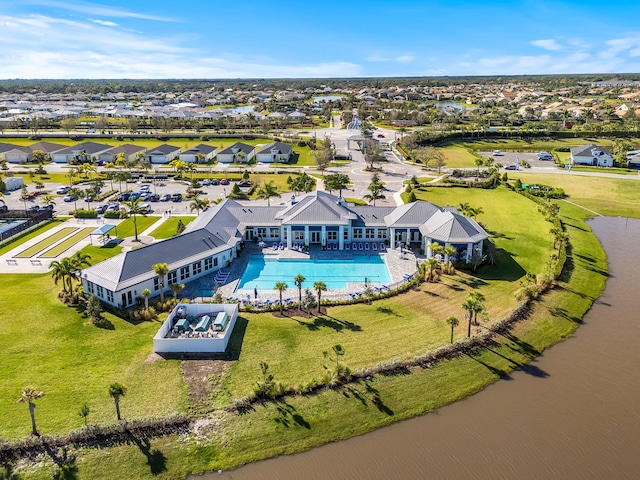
[73,209,98,218]
[103,210,121,219]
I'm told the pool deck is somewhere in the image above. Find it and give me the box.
[187,242,422,304]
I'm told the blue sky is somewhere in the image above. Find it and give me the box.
[2,0,640,78]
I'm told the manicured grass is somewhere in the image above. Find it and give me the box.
[38,228,95,258]
[149,217,195,239]
[13,227,78,258]
[117,215,161,239]
[0,273,185,440]
[0,219,64,255]
[454,137,632,152]
[440,144,479,168]
[344,197,366,205]
[509,172,640,218]
[568,165,637,175]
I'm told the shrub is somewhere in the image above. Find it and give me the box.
[74,209,98,218]
[103,210,121,219]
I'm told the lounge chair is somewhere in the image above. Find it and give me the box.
[382,284,390,290]
[380,243,386,251]
[365,243,370,251]
[345,242,350,250]
[359,243,365,251]
[332,243,338,250]
[280,242,285,250]
[372,243,378,251]
[272,242,278,250]
[293,242,298,250]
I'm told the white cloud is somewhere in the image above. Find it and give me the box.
[23,0,177,22]
[367,53,415,63]
[90,18,118,27]
[530,39,563,51]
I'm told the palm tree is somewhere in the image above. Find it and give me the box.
[122,196,148,242]
[446,316,459,343]
[425,257,439,282]
[294,274,305,305]
[108,383,126,421]
[18,386,45,436]
[444,245,457,273]
[67,187,84,212]
[78,403,90,427]
[474,157,484,178]
[313,281,327,314]
[190,195,210,215]
[469,291,486,325]
[256,181,280,206]
[153,263,169,303]
[461,298,477,338]
[458,202,471,216]
[40,194,56,209]
[141,288,151,311]
[364,181,385,206]
[469,206,484,220]
[68,251,91,292]
[169,282,185,300]
[330,344,345,371]
[50,258,72,293]
[274,281,287,313]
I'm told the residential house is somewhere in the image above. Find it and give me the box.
[255,141,293,163]
[98,144,147,164]
[50,142,113,164]
[0,143,31,163]
[28,141,66,158]
[570,144,614,167]
[216,142,255,164]
[179,144,217,163]
[81,191,487,308]
[144,144,181,164]
[626,150,640,169]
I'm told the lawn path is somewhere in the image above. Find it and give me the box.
[561,199,603,217]
[141,215,170,236]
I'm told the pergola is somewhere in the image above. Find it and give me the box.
[89,224,117,246]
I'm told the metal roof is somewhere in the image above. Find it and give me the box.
[419,210,488,244]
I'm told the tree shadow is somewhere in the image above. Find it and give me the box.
[517,360,550,378]
[127,432,167,476]
[272,401,311,429]
[294,315,362,333]
[501,332,540,357]
[422,290,441,297]
[484,227,514,240]
[547,305,583,324]
[364,380,394,416]
[467,352,512,379]
[375,306,401,317]
[42,445,78,480]
[341,384,368,406]
[474,248,526,281]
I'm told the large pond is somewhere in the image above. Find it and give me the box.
[196,216,640,480]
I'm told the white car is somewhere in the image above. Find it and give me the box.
[56,186,70,194]
[492,150,503,156]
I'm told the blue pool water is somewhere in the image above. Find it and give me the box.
[237,254,391,291]
[0,219,27,235]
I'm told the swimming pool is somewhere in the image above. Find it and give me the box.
[237,254,391,291]
[0,219,27,235]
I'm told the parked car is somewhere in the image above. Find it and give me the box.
[140,203,152,213]
[202,179,211,186]
[139,185,151,192]
[220,178,229,185]
[377,134,385,138]
[492,150,503,156]
[128,192,141,200]
[39,204,54,211]
[0,205,8,212]
[106,204,120,211]
[537,152,553,160]
[55,186,70,194]
[118,193,130,202]
[148,194,160,202]
[171,193,183,202]
[139,192,152,201]
[27,205,40,212]
[84,196,94,203]
[160,193,171,202]
[95,204,108,214]
[63,195,76,202]
[210,179,220,186]
[505,164,517,170]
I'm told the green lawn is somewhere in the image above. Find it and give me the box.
[440,144,479,168]
[149,217,195,239]
[509,172,640,218]
[0,274,185,440]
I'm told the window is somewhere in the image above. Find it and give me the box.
[192,261,202,275]
[378,229,387,239]
[213,257,219,267]
[294,230,304,240]
[344,228,349,240]
[327,231,337,241]
[86,281,95,294]
[257,228,267,238]
[96,285,104,298]
[180,266,190,281]
[366,228,375,239]
[107,290,114,303]
[353,228,362,239]
[270,228,279,238]
[154,277,159,291]
[168,271,177,285]
[204,257,213,270]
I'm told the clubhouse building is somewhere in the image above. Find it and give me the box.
[81,191,487,309]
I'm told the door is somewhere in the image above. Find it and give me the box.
[311,231,321,244]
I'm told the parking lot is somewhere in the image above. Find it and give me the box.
[1,178,236,216]
[479,151,558,170]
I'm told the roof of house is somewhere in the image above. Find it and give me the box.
[147,144,181,155]
[103,144,147,156]
[570,144,612,157]
[419,210,487,244]
[181,144,217,155]
[28,141,66,153]
[275,191,357,225]
[218,142,255,156]
[55,141,112,155]
[0,142,30,154]
[257,141,293,156]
